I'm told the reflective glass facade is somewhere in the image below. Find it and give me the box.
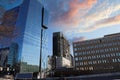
[0,47,9,67]
[0,0,48,73]
[7,43,18,67]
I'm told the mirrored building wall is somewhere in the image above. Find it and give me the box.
[0,0,49,73]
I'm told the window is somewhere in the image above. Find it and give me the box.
[75,57,78,61]
[84,61,88,65]
[88,61,92,64]
[106,54,110,57]
[80,67,84,70]
[118,59,120,62]
[76,62,79,66]
[112,59,117,62]
[80,62,83,65]
[79,57,83,60]
[102,60,107,63]
[98,60,101,64]
[116,53,120,56]
[74,44,76,47]
[74,53,78,56]
[74,48,77,51]
[89,67,94,70]
[93,61,97,64]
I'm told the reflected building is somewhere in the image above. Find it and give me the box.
[73,33,120,74]
[0,0,48,73]
[7,43,18,68]
[0,43,18,68]
[0,47,9,67]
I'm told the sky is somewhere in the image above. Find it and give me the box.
[45,0,120,39]
[0,0,120,55]
[44,0,120,55]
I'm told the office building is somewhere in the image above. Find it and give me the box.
[73,33,120,73]
[55,57,71,68]
[47,55,52,70]
[0,0,48,73]
[53,32,70,57]
[52,32,73,69]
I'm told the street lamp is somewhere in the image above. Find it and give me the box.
[39,7,48,79]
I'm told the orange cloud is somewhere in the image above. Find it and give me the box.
[67,0,97,19]
[72,36,86,42]
[84,3,120,27]
[52,0,97,30]
[49,0,120,39]
[85,14,120,32]
[65,0,97,22]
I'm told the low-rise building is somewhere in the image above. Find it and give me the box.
[73,33,120,73]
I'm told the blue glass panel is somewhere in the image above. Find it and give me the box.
[15,73,33,79]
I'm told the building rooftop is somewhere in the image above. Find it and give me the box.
[104,33,120,37]
[73,32,120,43]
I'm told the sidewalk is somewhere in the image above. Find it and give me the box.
[0,75,14,80]
[0,78,14,80]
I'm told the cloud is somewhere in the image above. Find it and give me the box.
[85,14,120,32]
[70,0,120,33]
[72,36,86,42]
[66,0,97,27]
[47,0,120,39]
[67,0,97,18]
[49,0,97,29]
[84,1,120,26]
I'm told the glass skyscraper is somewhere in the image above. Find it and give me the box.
[0,0,48,73]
